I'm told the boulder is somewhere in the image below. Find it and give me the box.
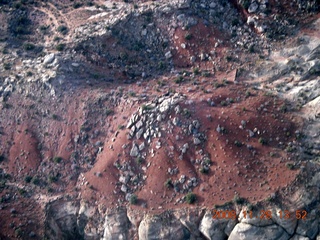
[103,209,131,240]
[43,53,55,65]
[199,210,234,240]
[296,210,319,239]
[271,208,297,235]
[229,223,290,240]
[130,143,139,157]
[289,234,310,240]
[138,214,190,239]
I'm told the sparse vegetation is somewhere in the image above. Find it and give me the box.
[285,162,295,170]
[185,192,196,204]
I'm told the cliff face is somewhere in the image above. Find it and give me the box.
[0,0,320,239]
[45,170,320,240]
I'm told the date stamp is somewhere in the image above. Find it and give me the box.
[212,209,308,220]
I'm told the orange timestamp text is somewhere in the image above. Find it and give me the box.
[212,209,308,220]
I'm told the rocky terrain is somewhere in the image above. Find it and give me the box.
[0,0,319,239]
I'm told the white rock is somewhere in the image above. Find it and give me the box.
[165,51,172,59]
[43,53,55,65]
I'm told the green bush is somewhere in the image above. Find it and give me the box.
[185,192,196,204]
[242,0,250,10]
[164,178,173,188]
[31,176,40,185]
[285,162,294,170]
[234,140,242,147]
[56,43,65,51]
[258,137,267,145]
[23,43,35,51]
[73,2,82,8]
[193,67,200,75]
[129,194,138,204]
[199,167,209,174]
[53,156,62,163]
[48,174,58,183]
[24,176,32,183]
[185,32,192,40]
[3,62,11,70]
[57,25,68,35]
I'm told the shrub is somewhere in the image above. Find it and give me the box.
[0,155,4,162]
[73,2,82,8]
[39,25,48,32]
[31,176,40,185]
[105,108,114,116]
[142,104,153,111]
[117,125,124,130]
[56,43,65,51]
[136,157,143,165]
[234,140,242,147]
[23,43,35,51]
[193,67,200,75]
[52,114,59,120]
[233,194,247,205]
[174,76,184,84]
[129,194,138,204]
[285,162,294,170]
[18,188,27,196]
[48,174,58,183]
[53,156,62,163]
[10,15,31,35]
[185,32,192,40]
[57,25,68,35]
[258,137,267,145]
[185,192,196,204]
[164,178,173,188]
[3,62,11,70]
[242,0,250,10]
[220,101,228,106]
[199,166,209,174]
[24,176,32,183]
